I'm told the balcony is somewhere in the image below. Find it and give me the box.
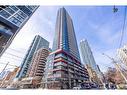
[68,69,74,73]
[53,74,61,77]
[38,65,45,68]
[61,74,68,78]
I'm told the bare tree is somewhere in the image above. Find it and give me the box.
[104,67,126,85]
[104,67,117,84]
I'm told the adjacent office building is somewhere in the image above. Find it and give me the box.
[0,5,38,57]
[117,45,127,66]
[16,35,49,79]
[80,39,103,85]
[43,8,89,89]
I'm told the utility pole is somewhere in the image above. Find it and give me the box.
[0,62,9,88]
[0,62,19,88]
[0,62,9,75]
[102,53,127,83]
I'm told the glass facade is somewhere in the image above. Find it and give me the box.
[0,5,38,57]
[17,6,33,16]
[16,35,49,79]
[0,6,36,27]
[0,23,12,54]
[80,39,102,79]
[52,8,80,61]
[43,50,89,89]
[43,8,89,89]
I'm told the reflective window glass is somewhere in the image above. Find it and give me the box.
[18,11,27,18]
[27,6,35,11]
[5,7,15,14]
[17,6,32,16]
[10,6,18,11]
[14,14,24,22]
[0,10,10,18]
[9,17,21,26]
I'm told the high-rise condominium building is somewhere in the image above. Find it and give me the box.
[19,48,50,88]
[0,5,38,57]
[117,45,127,66]
[28,48,49,78]
[80,39,103,84]
[43,8,89,89]
[16,35,49,79]
[52,7,80,61]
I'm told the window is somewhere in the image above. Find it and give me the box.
[5,7,15,14]
[14,14,24,22]
[55,53,67,59]
[54,66,65,69]
[18,11,27,18]
[55,78,60,81]
[0,10,10,18]
[9,17,21,26]
[10,6,18,11]
[47,78,53,81]
[54,62,62,66]
[68,57,72,62]
[17,6,32,16]
[27,6,36,11]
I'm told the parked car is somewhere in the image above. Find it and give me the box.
[73,86,82,90]
[104,83,117,89]
[89,83,98,89]
[109,83,117,89]
[73,83,92,90]
[81,83,91,89]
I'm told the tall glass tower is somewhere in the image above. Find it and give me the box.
[43,8,89,89]
[52,8,80,61]
[80,39,102,82]
[0,6,38,57]
[16,35,49,79]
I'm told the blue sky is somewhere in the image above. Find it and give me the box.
[0,6,127,73]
